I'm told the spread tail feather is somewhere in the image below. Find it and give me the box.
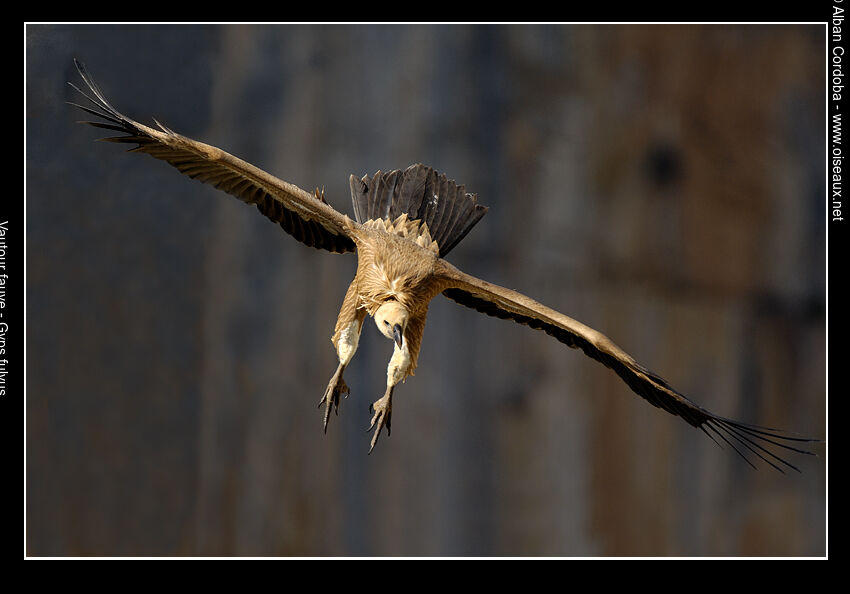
[349,164,488,257]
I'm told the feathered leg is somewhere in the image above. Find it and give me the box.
[320,282,365,433]
[368,340,411,452]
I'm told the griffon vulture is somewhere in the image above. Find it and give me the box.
[68,59,818,468]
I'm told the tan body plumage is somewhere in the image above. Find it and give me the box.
[70,60,820,466]
[338,216,445,369]
[322,215,452,446]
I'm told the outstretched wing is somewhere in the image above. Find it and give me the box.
[68,59,356,254]
[436,259,818,472]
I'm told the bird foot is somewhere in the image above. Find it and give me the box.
[319,366,349,433]
[367,388,393,453]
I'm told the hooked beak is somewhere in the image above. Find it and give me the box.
[392,324,404,348]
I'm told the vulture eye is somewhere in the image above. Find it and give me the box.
[384,320,390,326]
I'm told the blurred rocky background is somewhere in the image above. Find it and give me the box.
[26,24,825,556]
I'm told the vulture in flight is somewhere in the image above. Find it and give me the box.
[69,59,818,469]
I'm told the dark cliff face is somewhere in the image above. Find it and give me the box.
[26,24,825,557]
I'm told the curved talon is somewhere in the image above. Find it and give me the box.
[368,389,393,453]
[320,367,349,434]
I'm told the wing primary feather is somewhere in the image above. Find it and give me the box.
[715,420,811,468]
[66,99,118,124]
[698,424,724,450]
[73,120,126,133]
[710,420,793,473]
[704,422,761,471]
